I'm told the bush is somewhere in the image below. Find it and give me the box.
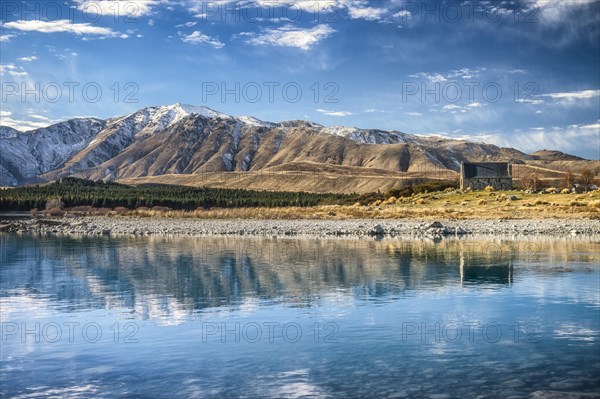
[388,180,458,198]
[562,170,575,188]
[588,200,600,209]
[45,197,64,210]
[579,168,596,191]
[521,173,540,191]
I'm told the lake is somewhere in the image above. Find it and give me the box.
[1,234,599,398]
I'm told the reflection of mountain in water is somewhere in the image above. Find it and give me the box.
[1,235,598,319]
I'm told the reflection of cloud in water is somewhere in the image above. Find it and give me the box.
[554,323,599,342]
[12,384,102,399]
[0,292,55,321]
[268,369,329,399]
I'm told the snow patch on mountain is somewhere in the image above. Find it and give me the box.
[237,115,274,127]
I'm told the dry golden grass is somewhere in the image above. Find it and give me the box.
[91,189,600,220]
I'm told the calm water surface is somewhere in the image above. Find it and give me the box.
[1,235,599,398]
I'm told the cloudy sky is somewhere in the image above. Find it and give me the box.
[1,0,599,159]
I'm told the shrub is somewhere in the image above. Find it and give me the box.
[562,170,575,188]
[521,173,540,191]
[579,168,595,188]
[45,197,64,210]
[588,200,600,209]
[388,180,459,198]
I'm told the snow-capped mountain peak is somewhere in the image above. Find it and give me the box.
[171,103,232,119]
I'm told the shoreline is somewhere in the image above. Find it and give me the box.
[1,216,599,237]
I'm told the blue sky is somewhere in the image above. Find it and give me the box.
[1,0,599,159]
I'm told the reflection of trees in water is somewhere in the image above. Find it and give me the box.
[1,235,598,316]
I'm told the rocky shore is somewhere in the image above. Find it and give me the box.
[1,216,599,237]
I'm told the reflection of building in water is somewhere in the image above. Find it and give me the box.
[459,252,513,287]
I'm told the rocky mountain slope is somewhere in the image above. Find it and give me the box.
[0,104,592,192]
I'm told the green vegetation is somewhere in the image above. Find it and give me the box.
[0,178,383,211]
[387,179,459,198]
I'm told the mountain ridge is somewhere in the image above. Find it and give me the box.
[0,104,593,192]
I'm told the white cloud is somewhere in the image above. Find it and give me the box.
[406,112,422,116]
[17,56,38,62]
[393,10,411,18]
[0,64,28,77]
[242,24,335,50]
[410,67,487,83]
[0,34,16,42]
[347,5,387,20]
[316,108,352,116]
[4,20,119,37]
[0,114,53,131]
[409,72,447,83]
[148,19,155,26]
[480,123,599,158]
[181,31,225,48]
[74,0,160,17]
[541,89,600,101]
[466,102,483,108]
[516,98,545,105]
[477,0,596,24]
[580,122,600,130]
[447,67,486,80]
[442,104,461,111]
[218,0,388,20]
[176,21,197,28]
[364,108,386,113]
[247,0,336,12]
[28,114,51,121]
[529,0,597,23]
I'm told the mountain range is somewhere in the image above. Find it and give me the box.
[0,104,594,193]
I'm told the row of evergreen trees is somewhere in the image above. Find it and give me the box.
[0,178,378,211]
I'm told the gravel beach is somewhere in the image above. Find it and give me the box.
[1,216,599,237]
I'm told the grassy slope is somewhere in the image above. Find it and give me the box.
[117,161,600,195]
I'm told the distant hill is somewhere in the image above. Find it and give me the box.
[531,150,585,161]
[1,104,597,193]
